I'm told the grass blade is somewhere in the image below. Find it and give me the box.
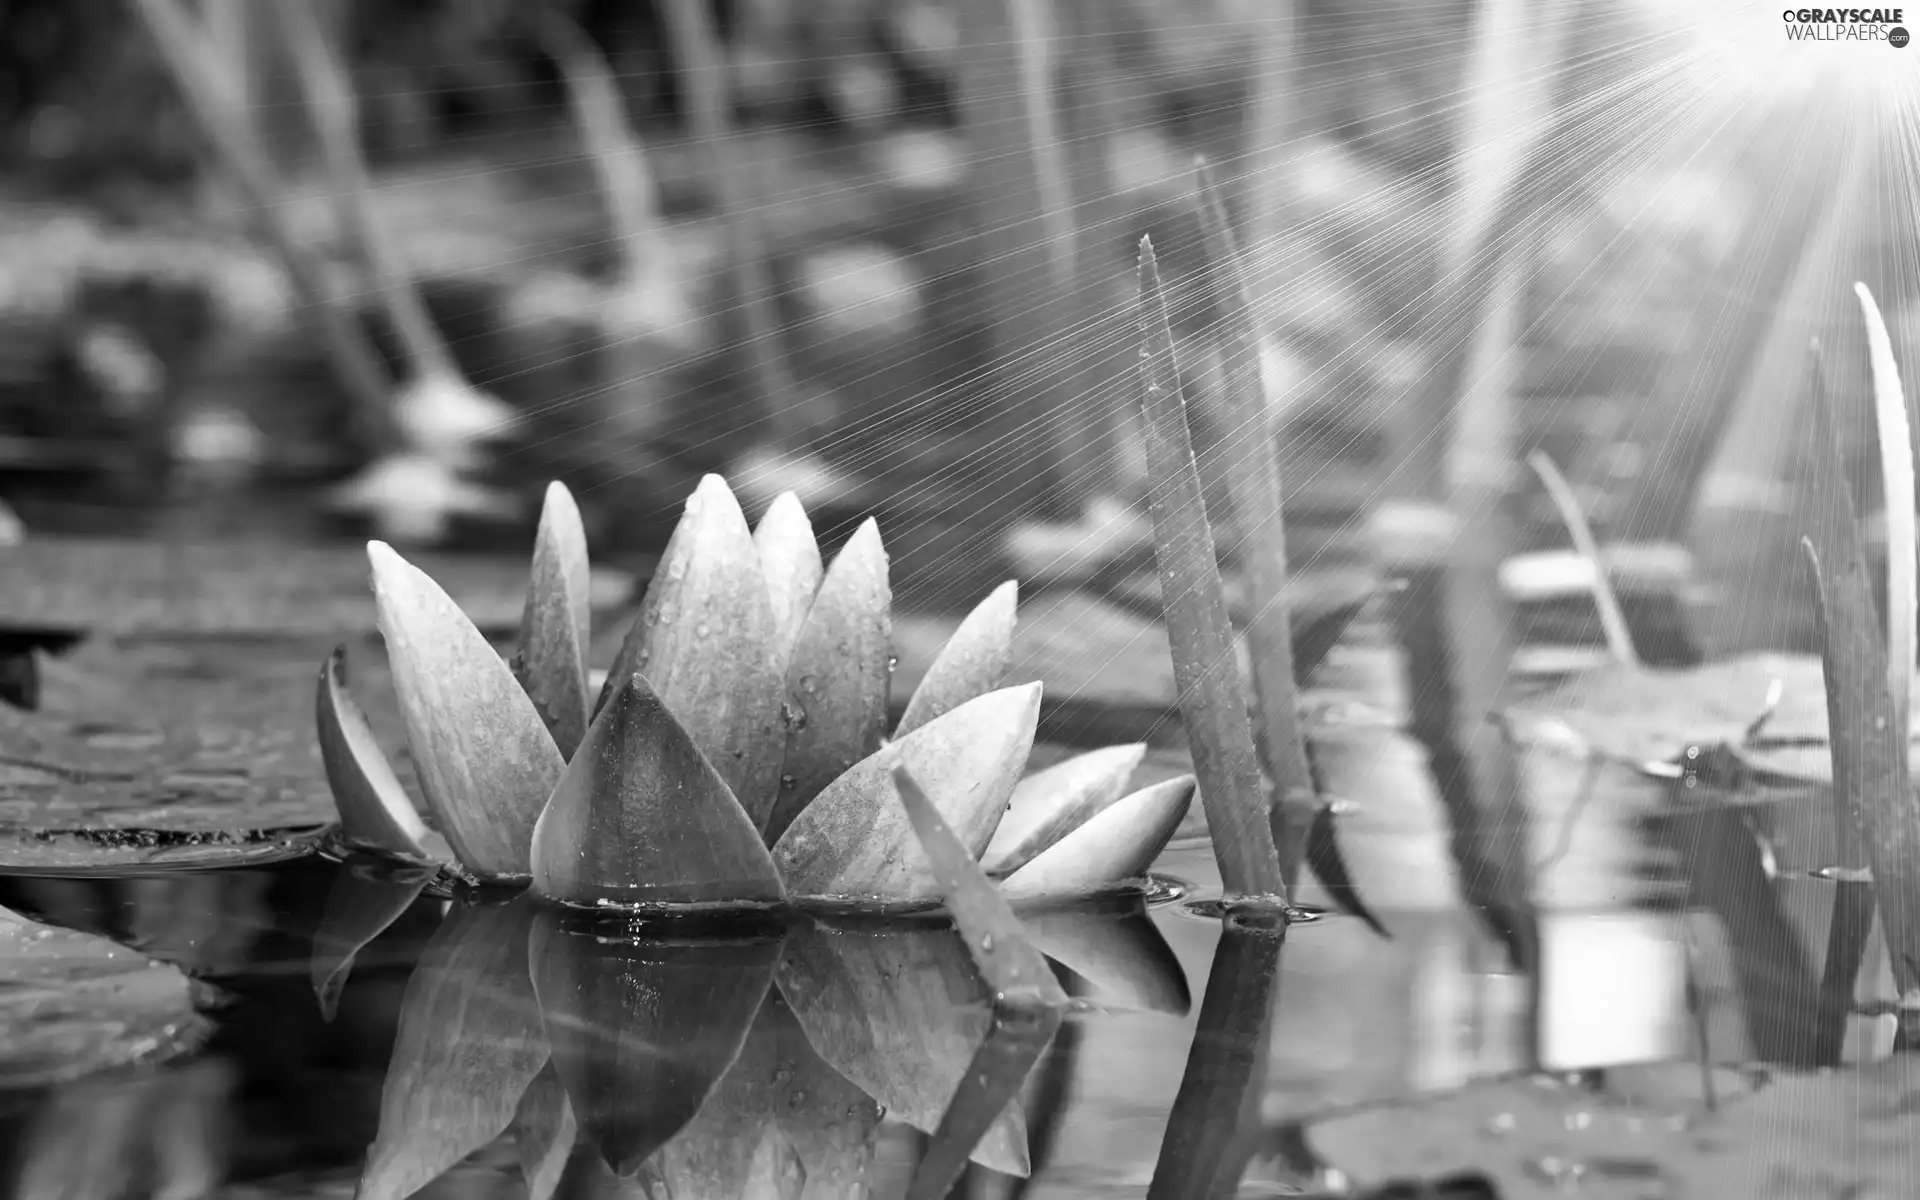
[1804,343,1920,1017]
[1193,161,1317,889]
[1527,449,1640,668]
[1134,238,1286,902]
[1857,283,1914,734]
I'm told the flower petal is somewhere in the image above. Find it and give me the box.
[776,924,1031,1176]
[528,909,781,1177]
[1000,775,1194,902]
[370,542,564,881]
[772,683,1040,905]
[895,580,1016,737]
[767,519,892,843]
[357,902,550,1200]
[511,1064,577,1200]
[315,644,431,860]
[595,475,785,828]
[979,743,1149,876]
[530,673,787,911]
[754,490,825,662]
[515,482,592,759]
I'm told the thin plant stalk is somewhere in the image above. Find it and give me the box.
[658,0,799,441]
[955,0,1103,516]
[130,0,396,451]
[1134,238,1288,902]
[1803,341,1920,1031]
[1527,449,1640,668]
[1857,283,1914,732]
[1193,161,1315,890]
[273,0,467,388]
[534,10,670,285]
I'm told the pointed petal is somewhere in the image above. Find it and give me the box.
[1001,776,1194,902]
[772,683,1041,905]
[511,1064,577,1200]
[309,859,435,1020]
[895,581,1017,737]
[516,483,592,758]
[531,674,786,911]
[529,909,780,1177]
[595,475,785,827]
[979,743,1149,876]
[755,490,825,661]
[1023,907,1191,1015]
[370,541,565,881]
[357,902,550,1200]
[315,645,431,860]
[894,765,1064,1006]
[767,519,892,843]
[776,924,1030,1176]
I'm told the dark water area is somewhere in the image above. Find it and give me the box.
[0,815,1896,1200]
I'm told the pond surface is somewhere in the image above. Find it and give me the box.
[0,809,1901,1200]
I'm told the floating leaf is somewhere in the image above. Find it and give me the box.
[358,901,550,1200]
[895,581,1017,737]
[511,1064,577,1200]
[775,922,1031,1176]
[529,909,782,1177]
[315,645,431,860]
[1001,776,1194,903]
[530,674,785,911]
[0,904,208,1088]
[516,482,592,759]
[309,857,436,1021]
[755,491,825,662]
[768,519,893,843]
[1023,905,1191,1015]
[772,684,1041,905]
[370,541,564,881]
[979,744,1148,876]
[596,475,785,827]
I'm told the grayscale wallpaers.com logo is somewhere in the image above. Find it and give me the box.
[1781,8,1911,44]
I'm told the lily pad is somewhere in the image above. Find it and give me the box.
[772,684,1040,906]
[530,674,786,911]
[0,904,210,1087]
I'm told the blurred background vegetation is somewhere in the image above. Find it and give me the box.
[0,0,1912,620]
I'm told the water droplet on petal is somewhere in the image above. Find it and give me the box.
[696,622,712,637]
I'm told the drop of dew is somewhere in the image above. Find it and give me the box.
[980,934,995,953]
[696,622,711,637]
[781,774,797,790]
[799,675,819,695]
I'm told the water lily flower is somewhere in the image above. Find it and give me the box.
[320,475,1196,911]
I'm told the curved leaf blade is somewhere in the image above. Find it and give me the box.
[1001,775,1194,903]
[315,644,431,860]
[895,581,1017,737]
[531,674,786,911]
[596,475,785,828]
[516,482,592,759]
[771,683,1041,905]
[370,541,564,881]
[755,490,825,662]
[979,743,1149,876]
[767,519,893,843]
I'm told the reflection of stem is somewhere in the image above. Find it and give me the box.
[1145,912,1285,1200]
